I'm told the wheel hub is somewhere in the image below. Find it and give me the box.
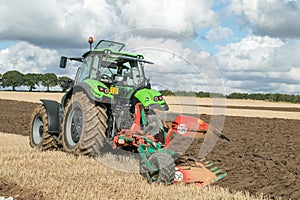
[39,125,43,137]
[70,108,83,143]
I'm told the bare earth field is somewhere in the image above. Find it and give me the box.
[0,92,300,199]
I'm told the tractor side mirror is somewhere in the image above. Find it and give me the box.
[60,56,67,68]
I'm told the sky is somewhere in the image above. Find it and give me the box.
[0,0,300,94]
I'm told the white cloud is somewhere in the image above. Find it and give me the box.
[206,26,233,41]
[0,34,224,94]
[0,42,58,74]
[0,0,126,48]
[216,35,300,93]
[117,0,218,37]
[0,0,218,47]
[216,35,285,71]
[230,0,300,38]
[0,0,222,92]
[117,36,224,93]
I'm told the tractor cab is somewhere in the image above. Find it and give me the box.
[59,39,167,115]
[73,40,152,101]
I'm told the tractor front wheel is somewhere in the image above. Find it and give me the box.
[144,152,175,185]
[29,105,58,150]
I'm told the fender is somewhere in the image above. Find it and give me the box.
[61,81,113,107]
[133,88,169,111]
[40,99,61,134]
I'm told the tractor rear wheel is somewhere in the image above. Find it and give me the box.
[145,152,175,185]
[62,92,108,157]
[30,105,58,150]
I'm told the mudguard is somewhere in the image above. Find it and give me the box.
[40,99,61,134]
[61,81,113,107]
[134,88,169,111]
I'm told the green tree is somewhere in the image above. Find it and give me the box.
[0,73,2,87]
[42,73,58,91]
[23,73,43,91]
[196,91,210,98]
[159,90,175,96]
[1,70,24,91]
[58,76,74,92]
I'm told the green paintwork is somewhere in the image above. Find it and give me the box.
[213,169,223,175]
[210,167,218,171]
[84,49,143,59]
[84,79,113,99]
[141,108,146,126]
[138,145,158,172]
[114,85,135,99]
[138,138,176,182]
[212,173,227,183]
[205,163,214,167]
[118,135,133,142]
[134,88,166,108]
[83,79,165,109]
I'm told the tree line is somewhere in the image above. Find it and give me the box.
[0,70,74,92]
[1,71,299,103]
[159,90,300,103]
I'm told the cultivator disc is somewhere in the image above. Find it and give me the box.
[174,157,227,187]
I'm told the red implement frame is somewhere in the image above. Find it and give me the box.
[112,103,227,186]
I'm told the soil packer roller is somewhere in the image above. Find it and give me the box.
[30,38,229,186]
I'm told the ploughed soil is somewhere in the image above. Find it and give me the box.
[0,100,39,136]
[0,99,299,199]
[188,115,300,200]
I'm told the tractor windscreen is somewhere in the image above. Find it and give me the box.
[77,52,151,87]
[94,40,125,52]
[98,55,146,86]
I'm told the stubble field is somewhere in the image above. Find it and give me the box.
[0,92,299,199]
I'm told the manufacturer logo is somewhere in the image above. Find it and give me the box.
[174,171,184,181]
[177,124,187,134]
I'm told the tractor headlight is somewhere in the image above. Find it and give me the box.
[154,95,163,102]
[98,86,109,94]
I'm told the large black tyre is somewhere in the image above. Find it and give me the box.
[141,152,175,185]
[62,92,108,156]
[30,105,58,150]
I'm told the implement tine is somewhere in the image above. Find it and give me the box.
[213,169,222,175]
[210,167,218,171]
[212,173,227,183]
[205,163,214,167]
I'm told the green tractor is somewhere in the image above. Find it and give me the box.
[30,38,228,186]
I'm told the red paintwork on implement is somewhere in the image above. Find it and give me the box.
[112,103,227,186]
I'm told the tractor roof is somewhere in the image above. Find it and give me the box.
[82,39,144,59]
[81,39,153,64]
[82,49,143,59]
